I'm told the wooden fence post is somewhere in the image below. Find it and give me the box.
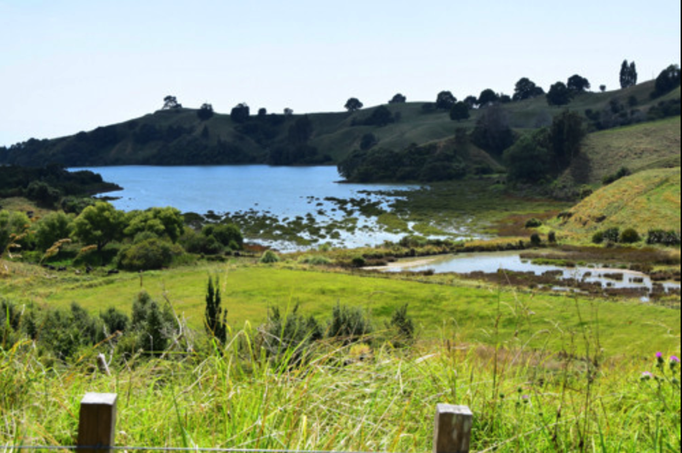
[433,404,473,453]
[77,393,117,453]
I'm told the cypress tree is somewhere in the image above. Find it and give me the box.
[205,276,227,344]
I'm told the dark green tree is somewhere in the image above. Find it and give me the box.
[26,181,61,207]
[513,78,545,101]
[619,60,638,88]
[345,98,364,112]
[478,89,499,106]
[471,104,515,156]
[389,93,406,104]
[205,276,227,344]
[549,110,585,173]
[436,91,457,110]
[652,64,681,98]
[503,132,550,183]
[546,82,573,106]
[463,95,478,108]
[567,75,591,93]
[197,103,214,121]
[360,133,378,151]
[162,95,182,110]
[230,103,250,123]
[449,101,470,121]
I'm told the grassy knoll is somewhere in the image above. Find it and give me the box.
[1,261,679,356]
[556,168,681,240]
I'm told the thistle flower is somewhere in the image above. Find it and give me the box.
[656,352,665,366]
[671,355,680,370]
[641,371,653,381]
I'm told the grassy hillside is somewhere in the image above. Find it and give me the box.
[1,80,678,168]
[562,116,681,185]
[556,167,681,238]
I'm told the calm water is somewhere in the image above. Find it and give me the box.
[386,251,681,299]
[73,165,430,249]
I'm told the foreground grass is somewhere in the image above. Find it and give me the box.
[1,257,680,451]
[1,328,680,452]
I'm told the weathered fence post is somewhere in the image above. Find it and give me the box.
[433,404,473,453]
[77,393,117,453]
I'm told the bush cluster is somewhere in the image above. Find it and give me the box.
[1,203,245,272]
[593,227,643,245]
[647,230,681,247]
[602,167,631,185]
[525,218,543,228]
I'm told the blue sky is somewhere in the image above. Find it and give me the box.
[0,0,680,146]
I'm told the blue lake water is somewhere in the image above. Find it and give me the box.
[72,165,446,249]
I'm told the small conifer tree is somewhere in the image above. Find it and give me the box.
[205,276,227,344]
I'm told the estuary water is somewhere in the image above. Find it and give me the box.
[73,165,427,249]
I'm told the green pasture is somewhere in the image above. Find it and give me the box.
[2,261,679,356]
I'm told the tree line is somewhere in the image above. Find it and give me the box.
[1,202,246,272]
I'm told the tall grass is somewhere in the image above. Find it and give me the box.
[1,305,679,452]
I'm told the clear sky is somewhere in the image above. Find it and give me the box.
[0,0,680,147]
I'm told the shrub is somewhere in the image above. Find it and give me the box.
[212,224,244,250]
[118,238,184,271]
[181,230,223,255]
[530,233,542,246]
[647,229,682,247]
[525,218,543,228]
[602,167,631,185]
[260,250,280,264]
[100,307,130,336]
[299,255,332,266]
[32,302,105,361]
[328,303,373,344]
[548,231,557,244]
[351,256,367,268]
[592,231,604,244]
[620,228,641,244]
[0,298,21,348]
[603,227,620,243]
[261,306,323,365]
[130,291,176,355]
[578,186,594,199]
[388,304,415,341]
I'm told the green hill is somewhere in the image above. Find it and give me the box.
[556,167,681,238]
[0,80,678,169]
[560,116,681,185]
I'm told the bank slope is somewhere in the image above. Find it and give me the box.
[558,167,681,237]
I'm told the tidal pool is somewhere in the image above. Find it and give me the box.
[382,251,681,299]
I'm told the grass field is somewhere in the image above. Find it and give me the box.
[1,258,680,451]
[1,260,679,356]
